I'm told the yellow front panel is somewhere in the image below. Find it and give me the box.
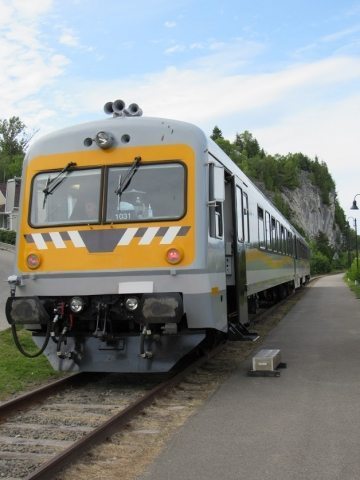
[19,144,195,273]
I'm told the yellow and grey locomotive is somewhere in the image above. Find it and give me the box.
[6,101,310,372]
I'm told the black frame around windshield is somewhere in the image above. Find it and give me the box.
[28,161,187,228]
[29,167,102,228]
[105,161,187,224]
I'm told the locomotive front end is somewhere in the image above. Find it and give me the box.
[6,105,207,372]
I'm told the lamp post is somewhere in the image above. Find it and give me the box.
[348,215,358,273]
[351,194,360,211]
[350,195,360,273]
[346,223,352,268]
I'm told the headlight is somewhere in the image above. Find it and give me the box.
[95,131,114,149]
[125,297,139,311]
[70,296,85,313]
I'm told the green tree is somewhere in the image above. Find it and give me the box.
[234,130,260,157]
[210,126,224,141]
[314,231,334,260]
[273,191,292,219]
[309,156,335,205]
[310,250,331,274]
[0,116,33,181]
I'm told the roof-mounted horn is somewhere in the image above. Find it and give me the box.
[103,99,143,117]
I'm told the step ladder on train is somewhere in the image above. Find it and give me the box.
[227,321,259,342]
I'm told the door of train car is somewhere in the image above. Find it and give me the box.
[223,173,249,326]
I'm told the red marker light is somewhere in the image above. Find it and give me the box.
[26,253,41,269]
[166,248,183,265]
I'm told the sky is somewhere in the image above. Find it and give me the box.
[1,0,360,221]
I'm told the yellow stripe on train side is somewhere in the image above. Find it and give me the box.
[246,248,294,269]
[19,144,196,272]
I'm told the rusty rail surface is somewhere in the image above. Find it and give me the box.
[0,373,84,420]
[1,344,224,480]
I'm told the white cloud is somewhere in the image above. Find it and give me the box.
[59,28,80,47]
[57,54,360,133]
[53,51,360,213]
[164,20,176,28]
[0,1,13,26]
[190,38,264,72]
[252,94,360,212]
[0,0,53,25]
[0,0,69,122]
[12,0,53,17]
[135,56,360,123]
[164,44,186,54]
[321,25,360,42]
[190,42,204,50]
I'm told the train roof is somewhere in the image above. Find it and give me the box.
[26,115,207,160]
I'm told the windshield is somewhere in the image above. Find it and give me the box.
[30,168,101,226]
[29,162,186,227]
[106,162,185,222]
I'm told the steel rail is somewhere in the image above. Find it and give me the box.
[24,342,226,480]
[0,373,84,421]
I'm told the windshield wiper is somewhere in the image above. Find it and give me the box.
[42,162,77,208]
[115,156,142,197]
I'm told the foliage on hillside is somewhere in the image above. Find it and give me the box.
[211,126,351,274]
[211,127,336,206]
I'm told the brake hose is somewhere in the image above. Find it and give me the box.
[11,320,51,358]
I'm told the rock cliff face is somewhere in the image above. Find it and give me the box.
[256,171,342,247]
[281,171,342,247]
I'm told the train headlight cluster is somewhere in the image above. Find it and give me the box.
[95,131,114,149]
[125,297,139,311]
[84,131,114,150]
[70,296,85,313]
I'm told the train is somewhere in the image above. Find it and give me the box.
[6,100,310,373]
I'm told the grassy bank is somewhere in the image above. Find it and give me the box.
[0,328,64,401]
[344,275,360,298]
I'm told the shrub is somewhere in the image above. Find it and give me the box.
[347,257,360,282]
[0,229,16,245]
[310,251,331,275]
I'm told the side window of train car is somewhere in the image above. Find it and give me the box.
[276,220,281,252]
[208,163,223,238]
[271,217,276,251]
[242,191,249,243]
[213,203,223,238]
[280,226,286,254]
[288,231,293,256]
[265,211,271,250]
[258,206,265,249]
[236,186,244,241]
[30,168,101,226]
[106,162,185,223]
[283,227,287,255]
[298,240,309,260]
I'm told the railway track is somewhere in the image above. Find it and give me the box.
[0,284,310,480]
[0,343,225,480]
